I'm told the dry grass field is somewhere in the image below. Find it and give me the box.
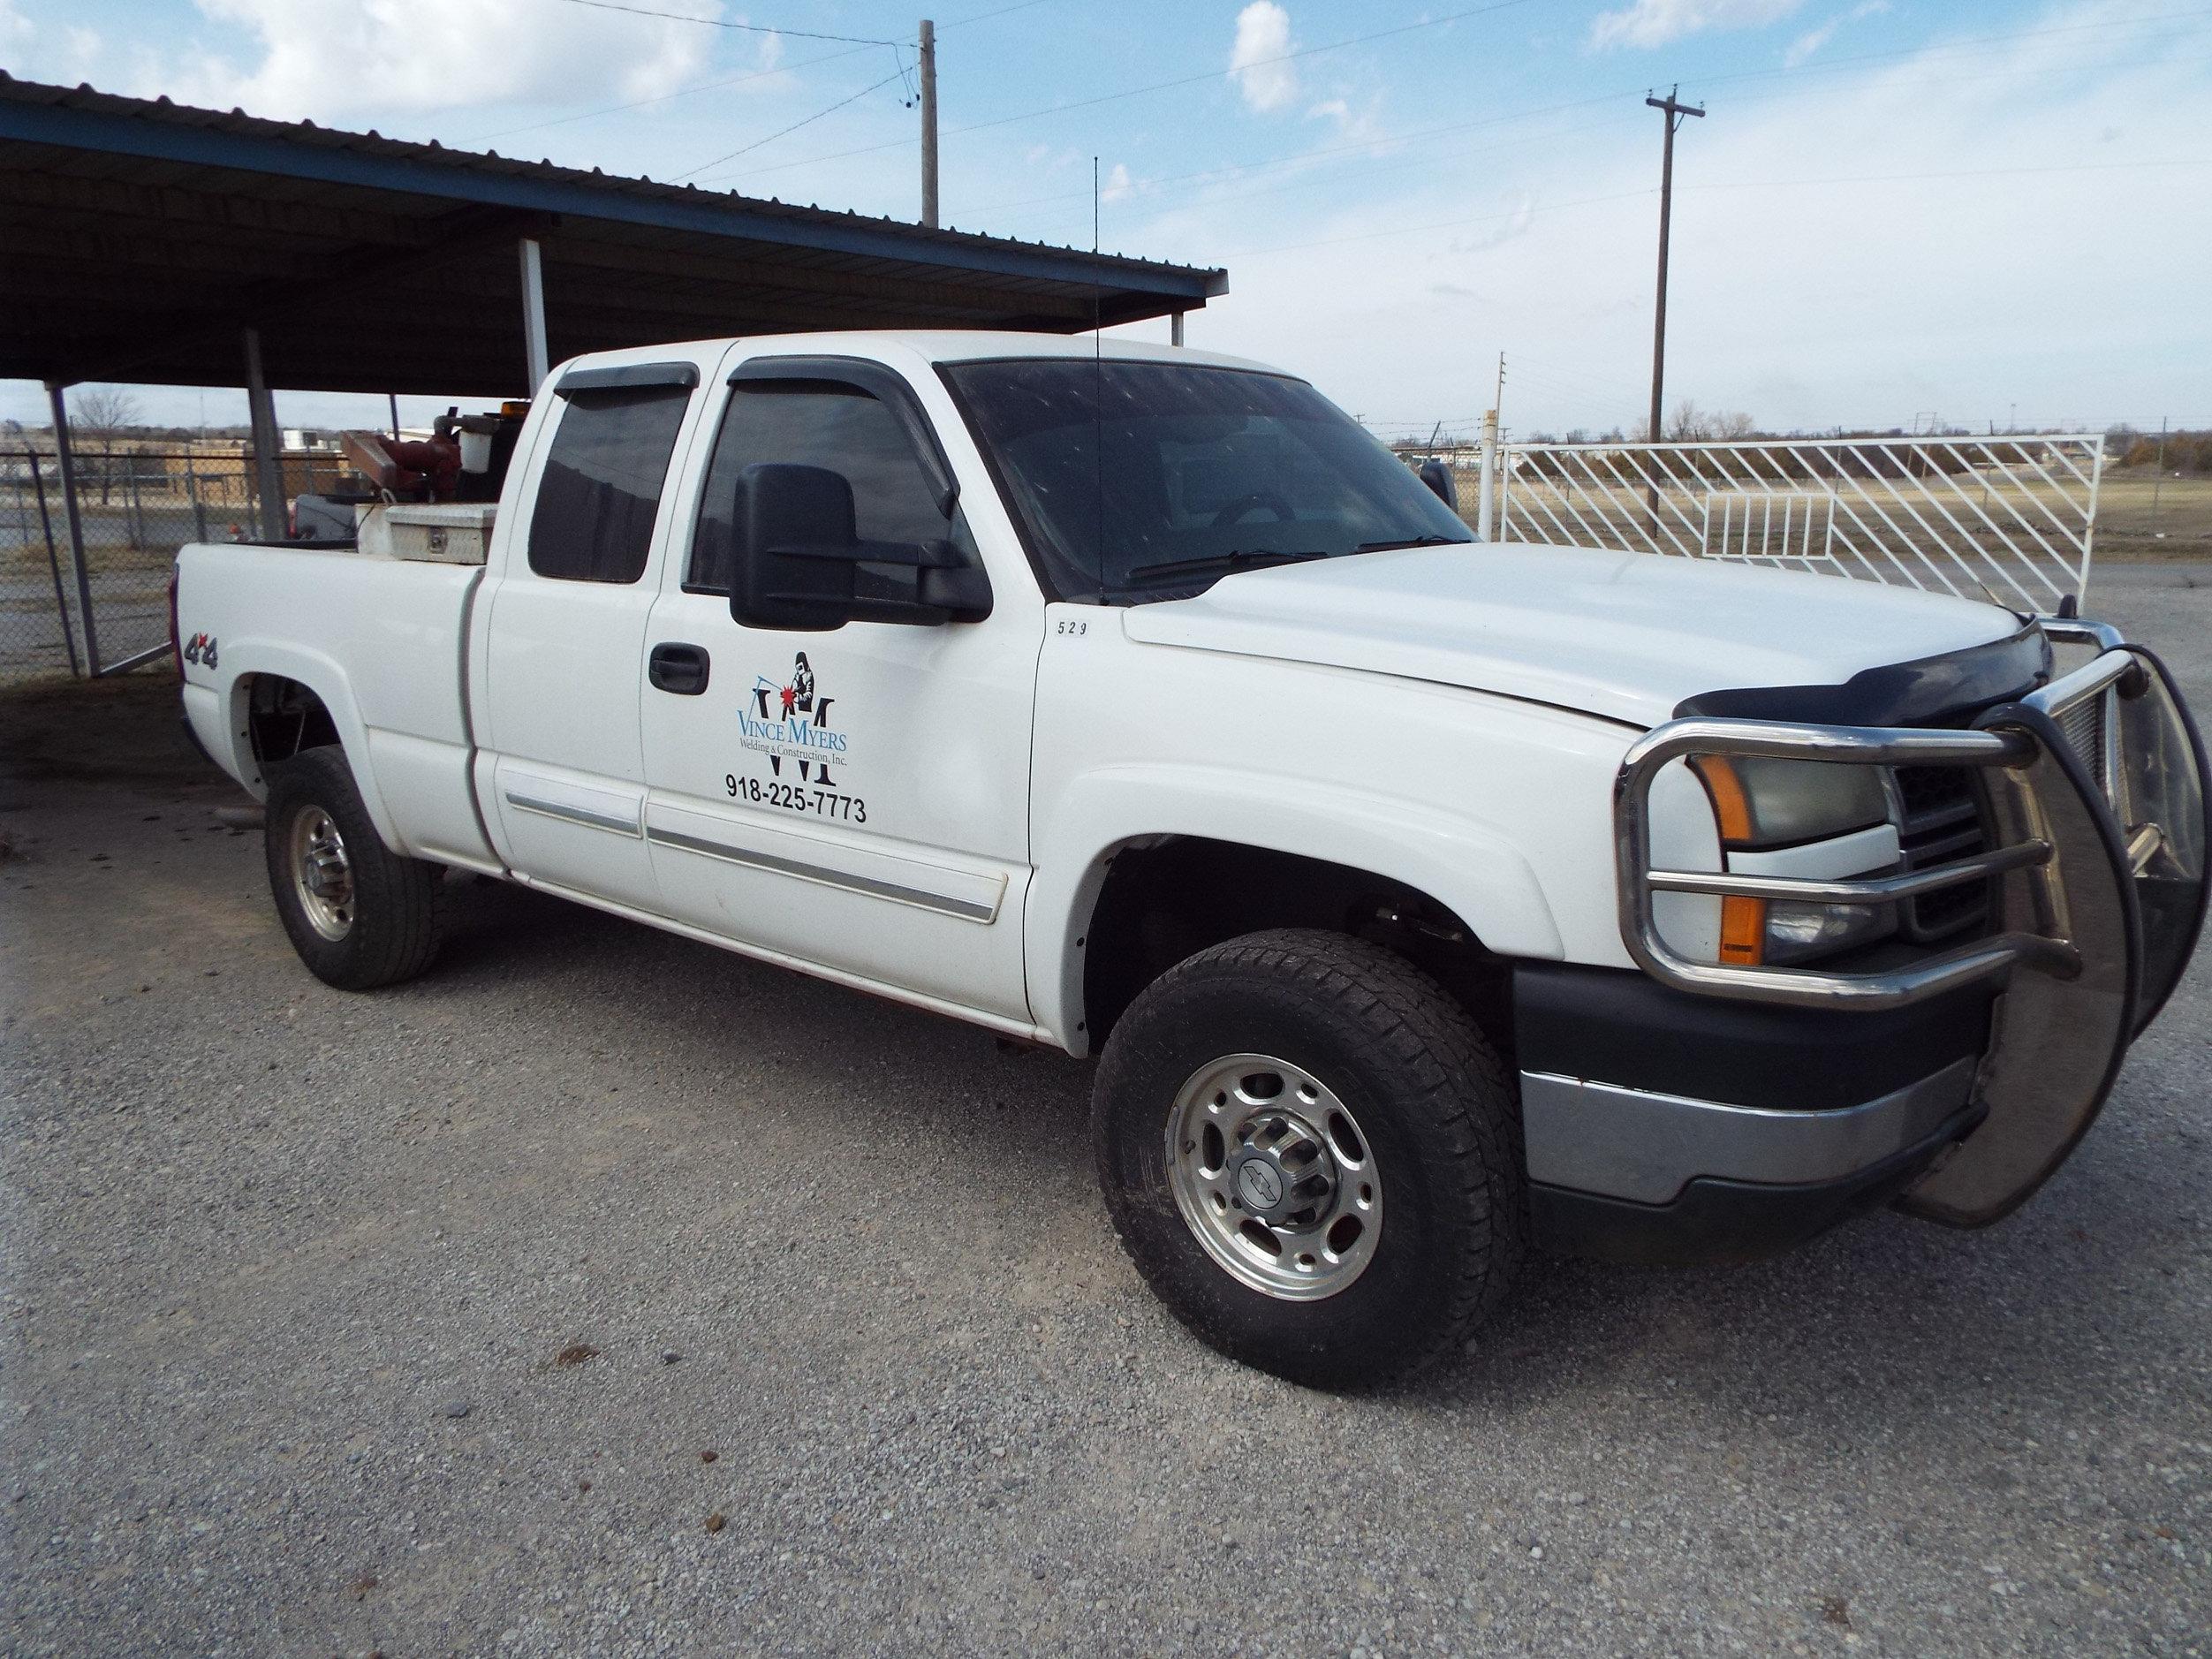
[2093,469,2212,562]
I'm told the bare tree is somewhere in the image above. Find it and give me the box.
[71,385,141,438]
[68,385,143,505]
[1710,410,1757,441]
[1664,398,1705,442]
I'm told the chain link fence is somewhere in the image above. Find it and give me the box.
[2,448,360,686]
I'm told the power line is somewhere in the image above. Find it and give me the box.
[989,7,2210,230]
[984,110,1644,231]
[672,66,912,179]
[1233,186,1656,258]
[696,0,1541,183]
[937,0,1057,27]
[463,42,881,142]
[1225,148,2212,261]
[1025,33,2212,234]
[466,0,1057,148]
[1685,155,2212,192]
[545,0,902,45]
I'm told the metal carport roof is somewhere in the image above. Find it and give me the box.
[0,73,1229,397]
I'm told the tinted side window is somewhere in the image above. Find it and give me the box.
[689,383,954,594]
[527,385,692,583]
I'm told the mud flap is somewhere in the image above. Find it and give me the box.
[1902,651,2208,1228]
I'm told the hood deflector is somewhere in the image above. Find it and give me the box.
[1673,628,2051,728]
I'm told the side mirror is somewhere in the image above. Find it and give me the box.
[1418,458,1458,511]
[731,463,990,631]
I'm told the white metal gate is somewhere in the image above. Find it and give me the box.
[1446,434,2103,610]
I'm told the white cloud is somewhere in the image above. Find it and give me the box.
[1101,162,1133,202]
[1784,1,1890,68]
[1228,1,1299,113]
[1124,3,2212,436]
[1590,0,1804,51]
[1306,95,1384,143]
[141,0,717,124]
[1,0,106,84]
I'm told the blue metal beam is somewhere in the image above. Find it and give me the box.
[0,95,1227,302]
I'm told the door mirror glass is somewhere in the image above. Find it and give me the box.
[731,463,981,631]
[695,375,992,629]
[1417,458,1458,511]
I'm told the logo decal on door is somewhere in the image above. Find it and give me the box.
[740,651,850,785]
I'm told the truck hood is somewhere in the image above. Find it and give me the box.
[1118,542,2023,728]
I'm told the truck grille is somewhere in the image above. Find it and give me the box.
[1895,766,1992,942]
[2051,686,2115,805]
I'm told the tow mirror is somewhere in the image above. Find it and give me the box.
[1418,458,1458,511]
[731,463,990,631]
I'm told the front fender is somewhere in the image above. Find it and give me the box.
[1026,761,1566,1054]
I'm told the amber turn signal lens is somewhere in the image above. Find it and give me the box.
[1718,894,1768,966]
[1690,754,1754,844]
[1694,756,1766,963]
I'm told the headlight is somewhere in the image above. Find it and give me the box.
[1692,755,1890,846]
[1692,756,1898,966]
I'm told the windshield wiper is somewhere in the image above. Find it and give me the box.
[1125,549,1328,586]
[1351,534,1470,554]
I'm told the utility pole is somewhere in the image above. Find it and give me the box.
[2153,414,2168,526]
[1645,86,1703,447]
[919,19,938,229]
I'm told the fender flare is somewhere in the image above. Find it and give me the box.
[211,640,405,852]
[1025,762,1566,1055]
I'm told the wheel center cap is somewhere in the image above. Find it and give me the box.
[1236,1159,1284,1212]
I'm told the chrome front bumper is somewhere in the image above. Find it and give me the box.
[1612,623,2208,1226]
[1523,1057,1979,1208]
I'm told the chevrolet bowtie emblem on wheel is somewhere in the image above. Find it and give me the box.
[1237,1160,1284,1212]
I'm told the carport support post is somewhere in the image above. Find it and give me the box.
[243,329,284,542]
[26,449,81,678]
[1170,312,1185,347]
[45,383,101,675]
[519,239,550,390]
[1477,409,1499,542]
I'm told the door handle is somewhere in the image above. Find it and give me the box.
[648,641,710,695]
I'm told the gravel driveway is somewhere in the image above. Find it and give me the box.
[4,570,2208,1657]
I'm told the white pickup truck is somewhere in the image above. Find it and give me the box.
[175,331,2208,1385]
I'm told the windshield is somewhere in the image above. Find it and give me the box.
[939,358,1472,602]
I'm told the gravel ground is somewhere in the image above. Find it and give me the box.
[4,572,2209,1657]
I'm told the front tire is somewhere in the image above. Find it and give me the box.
[1093,928,1525,1388]
[262,746,444,990]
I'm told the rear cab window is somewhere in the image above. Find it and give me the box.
[527,383,695,584]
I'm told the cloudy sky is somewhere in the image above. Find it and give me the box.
[3,0,2208,438]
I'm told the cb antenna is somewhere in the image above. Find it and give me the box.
[1092,155,1105,605]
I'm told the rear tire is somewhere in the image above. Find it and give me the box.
[1093,928,1525,1389]
[262,746,444,990]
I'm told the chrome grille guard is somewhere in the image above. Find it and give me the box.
[1616,625,2205,1018]
[1613,621,2209,1227]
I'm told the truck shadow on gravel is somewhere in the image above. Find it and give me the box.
[426,860,2195,1422]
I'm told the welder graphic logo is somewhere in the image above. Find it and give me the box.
[740,651,848,784]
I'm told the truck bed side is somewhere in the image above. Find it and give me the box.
[176,541,498,872]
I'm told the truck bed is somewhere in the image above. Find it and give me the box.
[176,540,496,871]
